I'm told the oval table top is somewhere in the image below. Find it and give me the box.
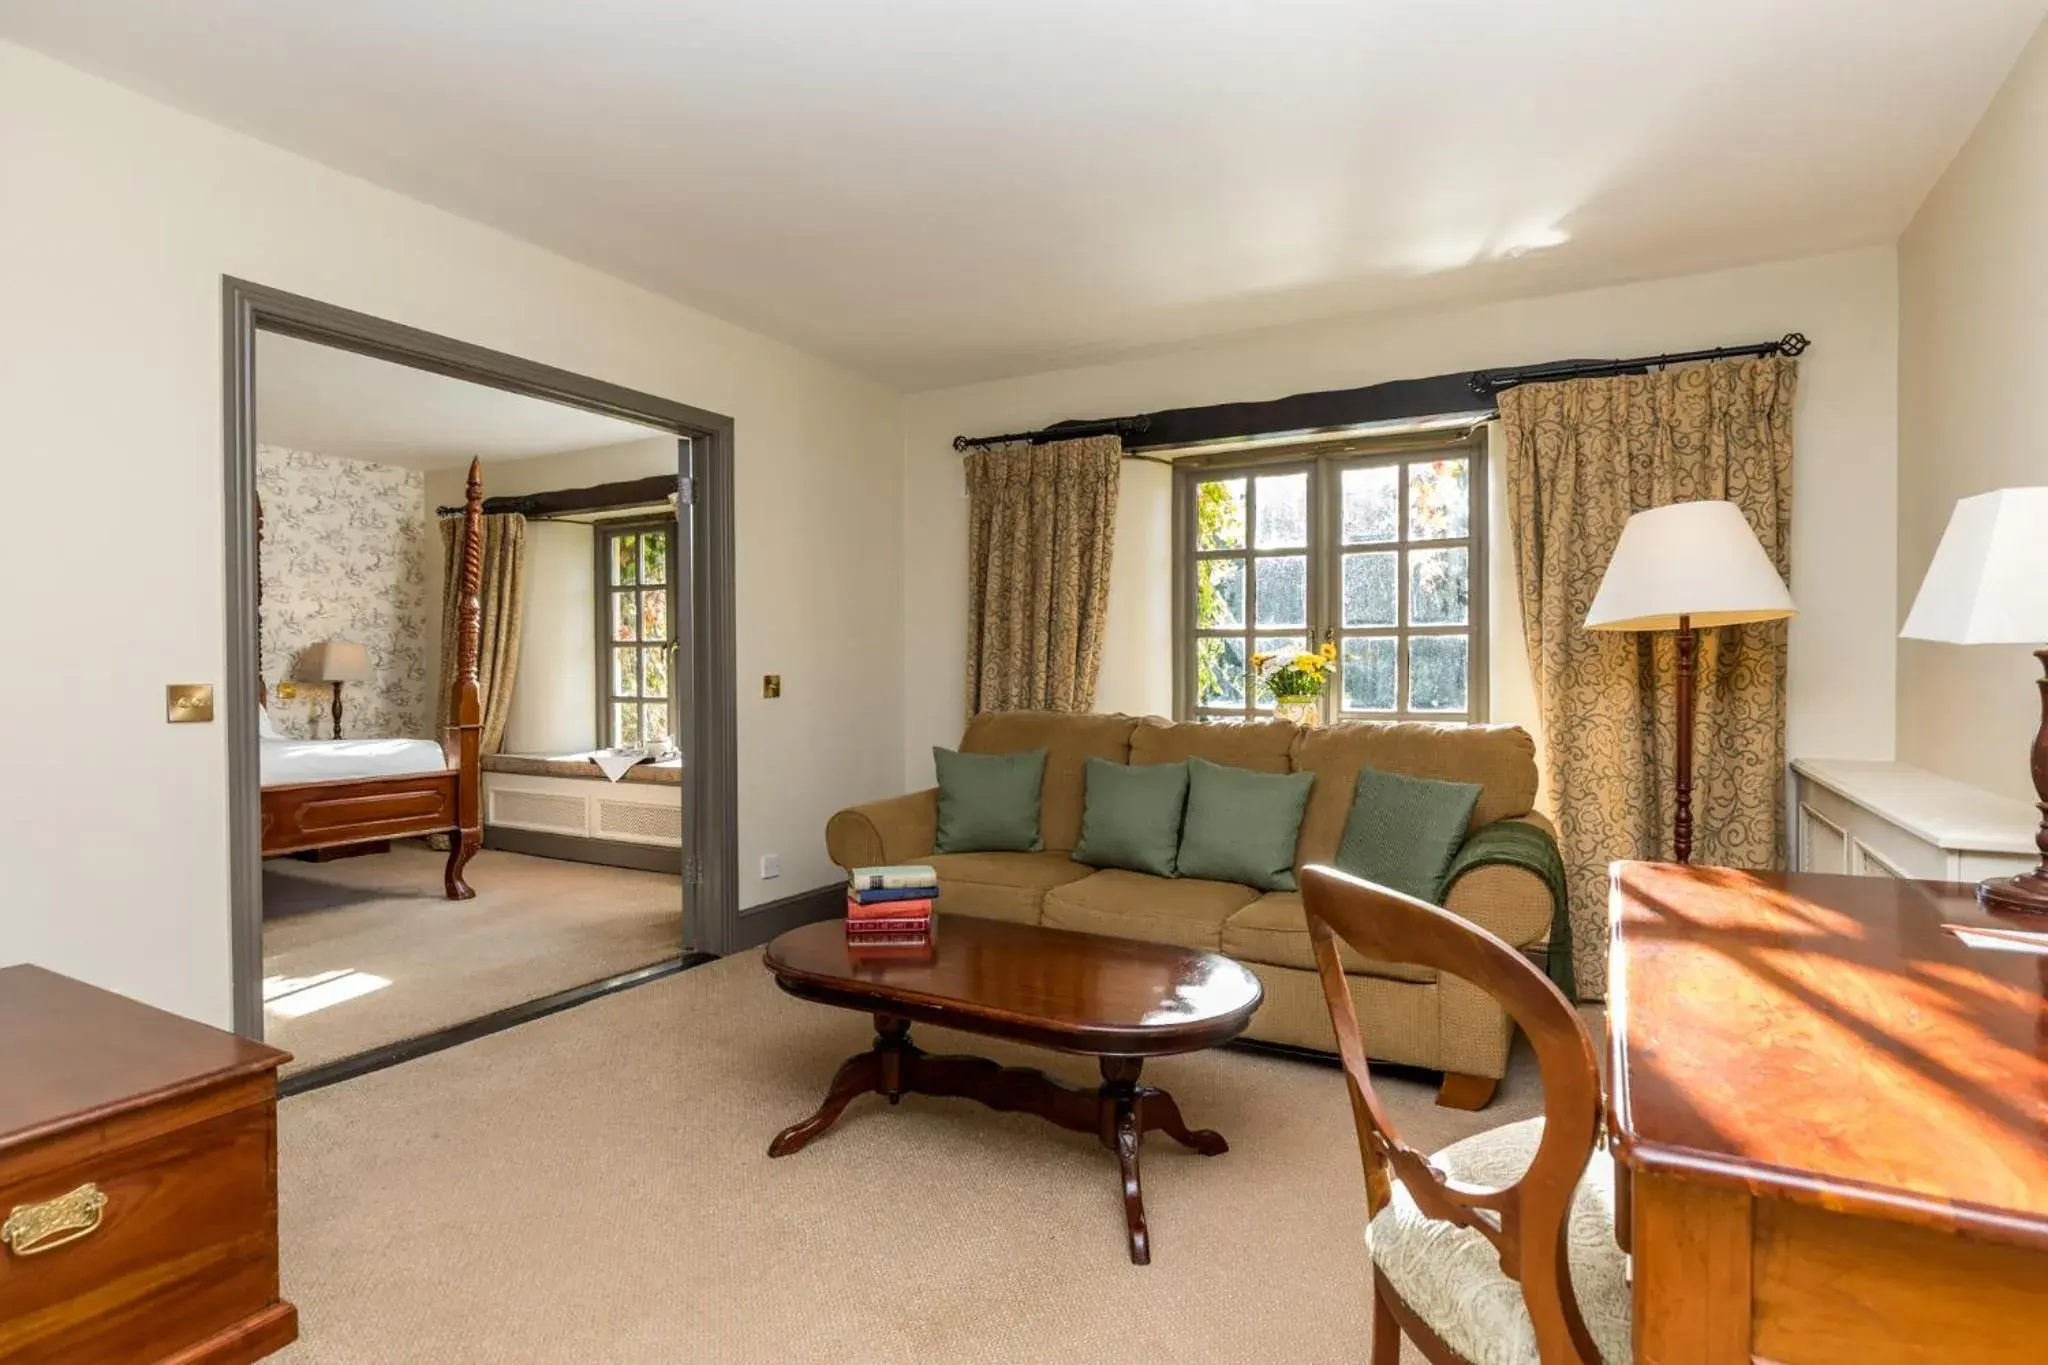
[763,916,1263,1057]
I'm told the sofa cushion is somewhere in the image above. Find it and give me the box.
[1293,721,1537,869]
[1071,757,1189,878]
[961,712,1140,853]
[1129,716,1298,773]
[1041,869,1259,951]
[927,851,1093,925]
[1221,892,1437,984]
[1336,766,1482,903]
[934,746,1045,853]
[1177,756,1315,892]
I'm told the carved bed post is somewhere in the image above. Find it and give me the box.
[444,458,486,899]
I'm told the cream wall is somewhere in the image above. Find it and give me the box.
[901,247,1901,790]
[0,43,904,1026]
[1898,20,2048,803]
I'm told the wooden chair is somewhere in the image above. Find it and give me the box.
[1299,864,1629,1365]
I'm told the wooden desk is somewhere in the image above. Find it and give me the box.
[1608,863,2047,1364]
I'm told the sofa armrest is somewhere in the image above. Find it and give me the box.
[826,789,939,870]
[1441,815,1559,949]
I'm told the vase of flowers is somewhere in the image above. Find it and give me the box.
[1251,640,1337,728]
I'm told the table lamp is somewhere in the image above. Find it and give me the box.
[1585,500,1797,863]
[300,640,373,739]
[1900,486,2048,914]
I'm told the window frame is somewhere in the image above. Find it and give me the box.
[1172,431,1488,726]
[594,513,680,750]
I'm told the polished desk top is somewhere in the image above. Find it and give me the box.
[1607,863,2048,1250]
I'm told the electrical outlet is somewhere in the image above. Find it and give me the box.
[759,853,781,880]
[763,674,782,699]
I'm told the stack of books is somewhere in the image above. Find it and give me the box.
[845,864,937,952]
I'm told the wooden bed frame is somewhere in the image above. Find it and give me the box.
[257,459,486,899]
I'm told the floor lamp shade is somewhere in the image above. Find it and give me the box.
[1585,500,1795,865]
[1585,500,1796,631]
[1899,487,2048,916]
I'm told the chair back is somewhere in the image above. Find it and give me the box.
[1299,864,1603,1364]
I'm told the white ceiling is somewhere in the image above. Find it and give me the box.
[255,332,665,467]
[7,1,2042,388]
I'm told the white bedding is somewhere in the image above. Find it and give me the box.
[260,737,450,788]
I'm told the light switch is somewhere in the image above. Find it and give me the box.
[166,684,215,723]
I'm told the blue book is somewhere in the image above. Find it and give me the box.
[849,883,941,905]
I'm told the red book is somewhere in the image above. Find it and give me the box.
[847,896,933,921]
[845,917,931,935]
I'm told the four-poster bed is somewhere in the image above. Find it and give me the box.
[256,458,487,899]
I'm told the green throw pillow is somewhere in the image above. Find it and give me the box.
[1335,766,1483,903]
[1175,756,1314,892]
[933,746,1046,853]
[1071,758,1189,877]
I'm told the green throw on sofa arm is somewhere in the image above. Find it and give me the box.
[1441,812,1573,999]
[825,788,940,870]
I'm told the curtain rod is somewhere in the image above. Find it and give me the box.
[1468,332,1809,396]
[951,415,1151,452]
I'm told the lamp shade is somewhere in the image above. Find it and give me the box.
[1585,500,1795,631]
[1899,487,2048,645]
[300,639,374,683]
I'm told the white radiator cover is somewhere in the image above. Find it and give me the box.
[483,772,681,848]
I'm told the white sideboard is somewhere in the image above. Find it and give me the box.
[1790,758,2039,882]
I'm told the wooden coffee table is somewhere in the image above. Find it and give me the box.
[762,916,1263,1264]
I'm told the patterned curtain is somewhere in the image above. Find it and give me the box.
[1501,357,1796,994]
[964,435,1122,716]
[436,513,526,756]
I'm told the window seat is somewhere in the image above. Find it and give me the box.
[483,752,683,787]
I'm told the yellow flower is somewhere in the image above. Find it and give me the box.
[1294,653,1323,672]
[1249,652,1271,669]
[1320,641,1338,662]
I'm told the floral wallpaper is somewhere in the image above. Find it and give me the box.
[258,445,432,740]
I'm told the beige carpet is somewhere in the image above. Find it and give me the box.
[263,846,682,1074]
[274,951,1552,1363]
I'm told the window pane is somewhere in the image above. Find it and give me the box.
[1342,466,1398,544]
[613,703,641,747]
[1254,472,1308,548]
[642,645,669,699]
[611,591,638,642]
[1196,636,1246,707]
[1342,637,1398,712]
[1254,555,1307,627]
[613,647,639,698]
[1196,558,1245,628]
[1342,551,1397,627]
[1408,459,1470,541]
[1409,635,1469,712]
[1195,479,1247,550]
[613,533,639,585]
[641,530,669,585]
[1252,635,1308,710]
[1409,547,1470,625]
[642,588,669,642]
[643,705,671,747]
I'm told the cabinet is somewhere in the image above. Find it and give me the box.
[1790,758,2038,882]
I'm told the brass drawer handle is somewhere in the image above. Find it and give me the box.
[2,1183,108,1257]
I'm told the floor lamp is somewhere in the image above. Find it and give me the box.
[1900,487,2048,914]
[1585,501,1797,864]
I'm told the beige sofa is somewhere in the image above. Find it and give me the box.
[825,712,1555,1109]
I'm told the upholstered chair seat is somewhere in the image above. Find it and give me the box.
[1367,1117,1631,1364]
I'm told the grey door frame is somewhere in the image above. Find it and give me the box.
[222,278,739,1040]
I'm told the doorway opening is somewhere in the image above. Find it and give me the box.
[222,281,738,1084]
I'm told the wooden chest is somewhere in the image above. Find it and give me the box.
[0,966,296,1364]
